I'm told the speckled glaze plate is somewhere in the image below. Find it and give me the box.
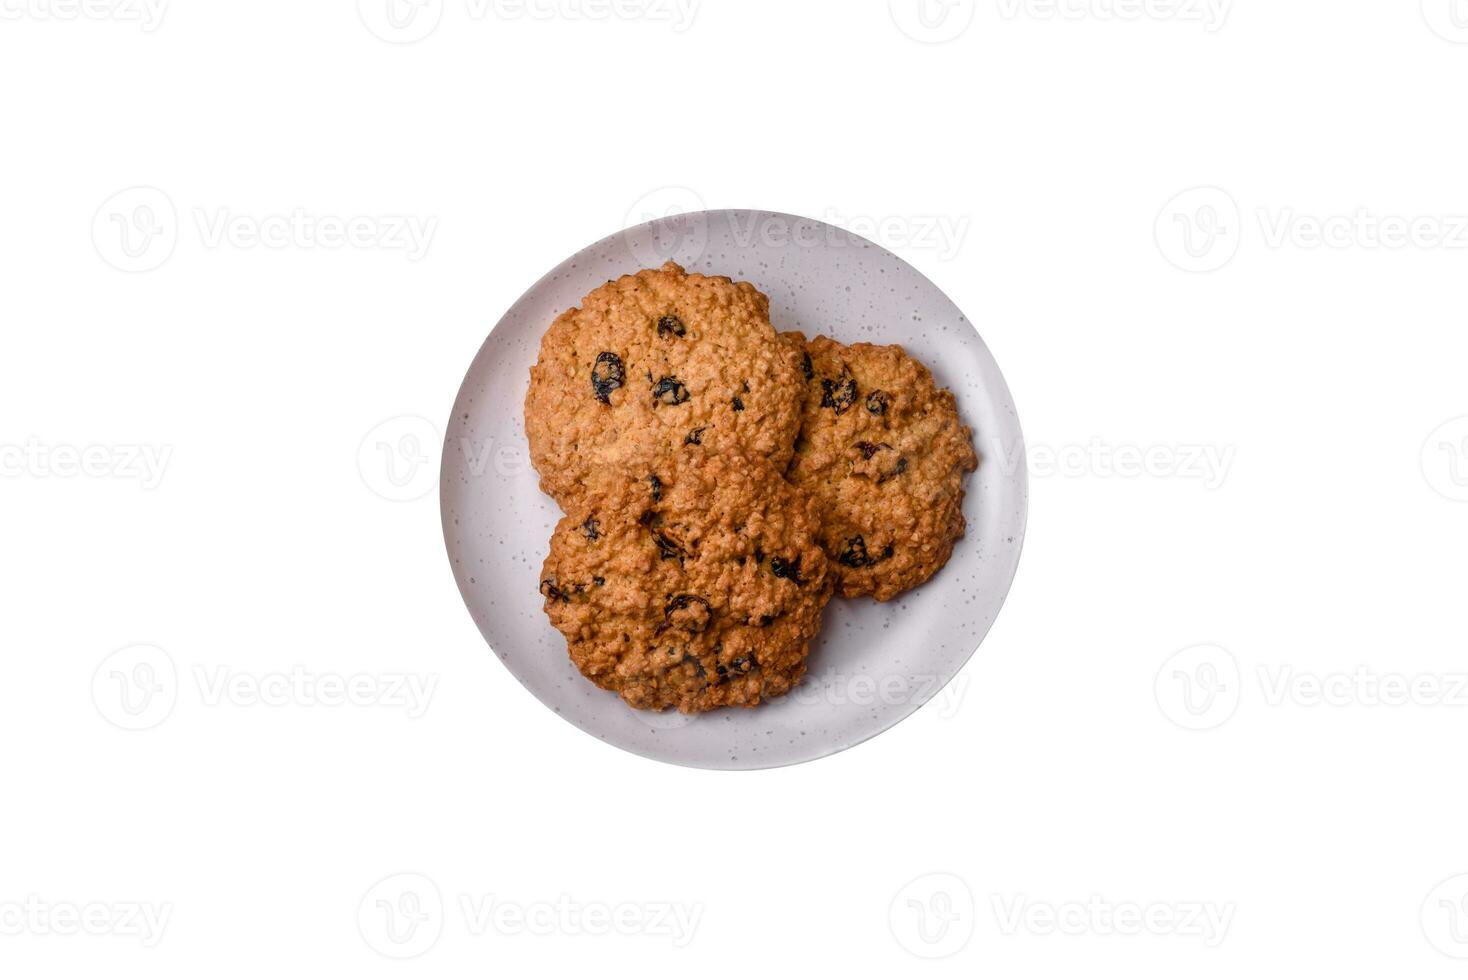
[441,209,1026,770]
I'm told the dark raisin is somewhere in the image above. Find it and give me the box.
[838,535,870,568]
[731,396,744,412]
[866,390,890,415]
[657,314,686,338]
[652,376,690,405]
[684,427,705,446]
[770,556,805,585]
[820,375,857,414]
[539,579,569,602]
[648,474,663,502]
[591,352,624,404]
[659,594,712,634]
[753,547,765,565]
[838,534,894,568]
[581,515,601,541]
[878,457,909,484]
[679,652,707,680]
[639,509,659,528]
[730,654,756,675]
[593,576,605,587]
[801,351,814,381]
[854,441,891,460]
[651,529,685,561]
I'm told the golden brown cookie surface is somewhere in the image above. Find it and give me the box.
[783,332,977,601]
[538,448,832,713]
[524,262,804,508]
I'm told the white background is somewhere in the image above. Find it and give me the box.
[3,0,1468,975]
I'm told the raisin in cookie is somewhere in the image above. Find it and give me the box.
[525,262,804,508]
[538,447,833,713]
[783,332,978,601]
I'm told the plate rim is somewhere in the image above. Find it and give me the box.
[440,207,1029,770]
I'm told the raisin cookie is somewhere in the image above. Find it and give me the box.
[783,332,978,601]
[538,447,833,713]
[525,262,805,508]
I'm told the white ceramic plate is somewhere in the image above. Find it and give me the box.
[441,210,1026,770]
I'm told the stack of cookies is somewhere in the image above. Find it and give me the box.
[524,262,977,714]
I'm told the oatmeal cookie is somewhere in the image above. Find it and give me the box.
[524,262,805,508]
[783,332,978,601]
[538,447,833,713]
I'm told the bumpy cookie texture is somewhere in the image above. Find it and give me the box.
[524,262,805,508]
[538,448,833,713]
[783,332,978,601]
